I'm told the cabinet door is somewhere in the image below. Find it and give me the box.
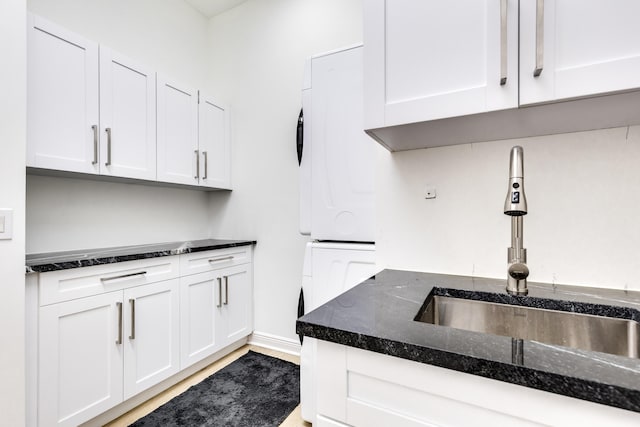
[39,292,123,427]
[157,76,199,185]
[99,47,156,180]
[123,279,180,399]
[27,13,99,174]
[199,94,231,189]
[218,264,253,345]
[520,0,640,105]
[180,271,220,369]
[364,0,518,129]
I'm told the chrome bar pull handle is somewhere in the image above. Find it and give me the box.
[105,127,112,166]
[129,299,136,340]
[224,276,229,305]
[202,151,208,180]
[100,271,147,282]
[194,149,200,179]
[500,0,508,85]
[91,125,99,165]
[534,0,544,77]
[116,302,123,345]
[208,256,234,264]
[217,277,222,308]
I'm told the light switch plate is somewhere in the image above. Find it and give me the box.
[0,208,13,240]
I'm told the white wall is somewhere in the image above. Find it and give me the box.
[26,176,211,252]
[0,0,26,424]
[27,0,208,87]
[377,126,640,290]
[26,0,212,253]
[205,0,364,343]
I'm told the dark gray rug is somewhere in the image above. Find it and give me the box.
[130,351,300,427]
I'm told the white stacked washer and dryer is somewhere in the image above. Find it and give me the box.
[297,44,379,423]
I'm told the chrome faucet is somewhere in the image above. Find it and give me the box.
[504,146,529,295]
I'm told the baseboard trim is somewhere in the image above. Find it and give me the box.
[248,331,301,356]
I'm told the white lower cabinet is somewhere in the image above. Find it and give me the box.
[218,264,252,345]
[38,279,179,427]
[179,256,253,370]
[316,340,640,427]
[123,280,180,399]
[39,292,123,427]
[30,247,253,427]
[179,271,219,369]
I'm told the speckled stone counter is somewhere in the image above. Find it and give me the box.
[26,239,256,273]
[296,269,640,413]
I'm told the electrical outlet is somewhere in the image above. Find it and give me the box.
[425,186,437,199]
[0,208,13,240]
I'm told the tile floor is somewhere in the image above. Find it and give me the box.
[105,345,310,427]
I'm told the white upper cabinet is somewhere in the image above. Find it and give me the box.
[27,13,231,190]
[99,48,157,180]
[519,0,640,105]
[157,84,231,188]
[364,0,519,129]
[198,94,231,189]
[364,0,640,151]
[156,76,199,186]
[27,14,99,174]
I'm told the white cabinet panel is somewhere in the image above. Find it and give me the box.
[38,256,179,306]
[180,271,219,369]
[156,76,199,185]
[315,341,640,427]
[179,246,251,277]
[123,280,180,399]
[199,94,231,189]
[520,0,640,105]
[30,248,253,425]
[364,0,640,151]
[221,264,252,344]
[27,13,232,189]
[38,279,180,425]
[99,47,156,180]
[180,250,253,369]
[38,292,123,427]
[365,0,518,129]
[27,13,99,173]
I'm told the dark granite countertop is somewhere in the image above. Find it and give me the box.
[296,269,640,413]
[26,239,256,273]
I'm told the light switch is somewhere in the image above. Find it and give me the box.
[0,208,13,240]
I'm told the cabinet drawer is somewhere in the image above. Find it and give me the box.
[179,246,252,276]
[39,256,179,306]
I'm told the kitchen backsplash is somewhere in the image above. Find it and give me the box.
[26,175,210,253]
[376,125,640,291]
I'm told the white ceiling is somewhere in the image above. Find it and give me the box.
[184,0,248,18]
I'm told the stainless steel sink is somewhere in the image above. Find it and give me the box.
[416,295,640,358]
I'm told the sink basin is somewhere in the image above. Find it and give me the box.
[416,294,640,358]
